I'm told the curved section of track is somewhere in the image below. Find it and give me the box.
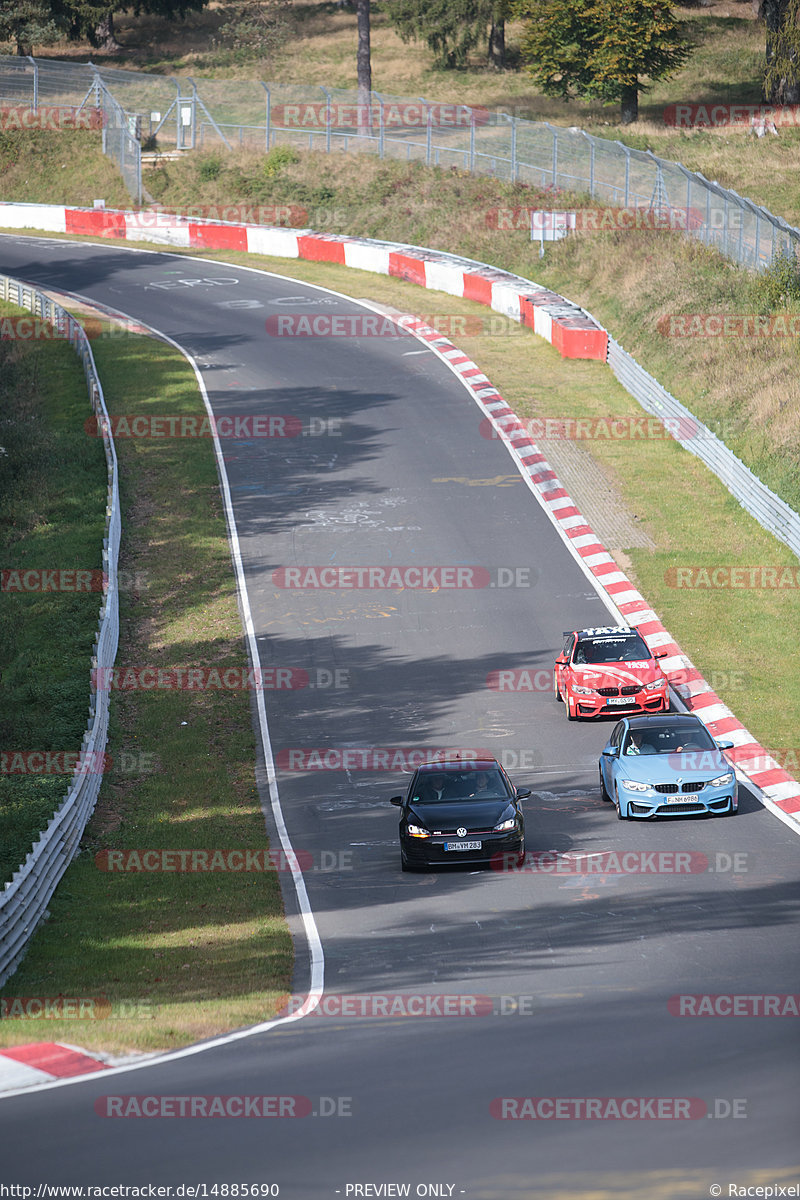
[0,236,798,1196]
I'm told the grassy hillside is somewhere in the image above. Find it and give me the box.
[19,0,800,228]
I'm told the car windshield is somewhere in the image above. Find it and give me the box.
[575,634,650,664]
[623,724,717,755]
[412,768,509,802]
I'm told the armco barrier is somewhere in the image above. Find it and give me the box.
[0,203,798,828]
[0,276,120,986]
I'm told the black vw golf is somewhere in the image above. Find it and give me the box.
[390,758,529,872]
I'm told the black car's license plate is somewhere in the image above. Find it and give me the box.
[444,841,482,851]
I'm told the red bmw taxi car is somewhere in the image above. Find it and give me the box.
[554,626,669,721]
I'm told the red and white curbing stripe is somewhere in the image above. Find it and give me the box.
[0,1042,108,1090]
[0,201,798,824]
[390,311,800,826]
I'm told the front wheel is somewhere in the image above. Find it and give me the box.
[599,769,612,803]
[554,674,563,703]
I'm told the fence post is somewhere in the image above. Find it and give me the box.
[469,107,475,173]
[511,116,517,182]
[261,82,270,152]
[421,97,432,165]
[27,55,38,109]
[378,94,384,158]
[320,86,332,152]
[552,125,557,189]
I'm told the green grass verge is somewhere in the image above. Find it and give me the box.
[0,326,291,1054]
[0,302,108,885]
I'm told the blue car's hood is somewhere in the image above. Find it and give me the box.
[618,749,730,781]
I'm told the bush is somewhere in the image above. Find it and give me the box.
[748,248,800,312]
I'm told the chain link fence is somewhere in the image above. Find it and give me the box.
[1,58,798,269]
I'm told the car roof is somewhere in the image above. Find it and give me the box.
[416,758,499,773]
[570,626,635,638]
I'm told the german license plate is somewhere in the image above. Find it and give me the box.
[444,841,482,852]
[661,797,689,804]
[606,697,632,706]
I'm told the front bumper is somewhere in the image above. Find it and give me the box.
[401,829,524,869]
[572,688,668,718]
[625,788,737,818]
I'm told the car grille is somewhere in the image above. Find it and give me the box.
[656,802,706,814]
[596,685,642,697]
[653,781,706,794]
[433,827,494,836]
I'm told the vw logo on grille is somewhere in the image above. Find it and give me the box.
[457,827,467,837]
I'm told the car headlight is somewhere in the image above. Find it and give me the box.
[710,772,734,787]
[621,779,652,792]
[644,678,665,691]
[406,824,430,839]
[572,685,596,695]
[493,817,517,832]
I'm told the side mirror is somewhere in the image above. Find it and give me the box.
[654,650,667,659]
[602,745,619,758]
[715,740,733,751]
[389,795,403,806]
[516,788,532,800]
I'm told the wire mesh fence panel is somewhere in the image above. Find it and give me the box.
[3,59,800,268]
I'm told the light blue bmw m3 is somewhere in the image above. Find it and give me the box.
[599,713,738,820]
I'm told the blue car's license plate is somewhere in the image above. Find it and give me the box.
[444,841,482,851]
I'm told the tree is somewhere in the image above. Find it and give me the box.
[357,0,371,135]
[0,0,63,54]
[384,0,509,69]
[513,0,693,123]
[755,0,800,103]
[51,0,210,51]
[215,0,292,63]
